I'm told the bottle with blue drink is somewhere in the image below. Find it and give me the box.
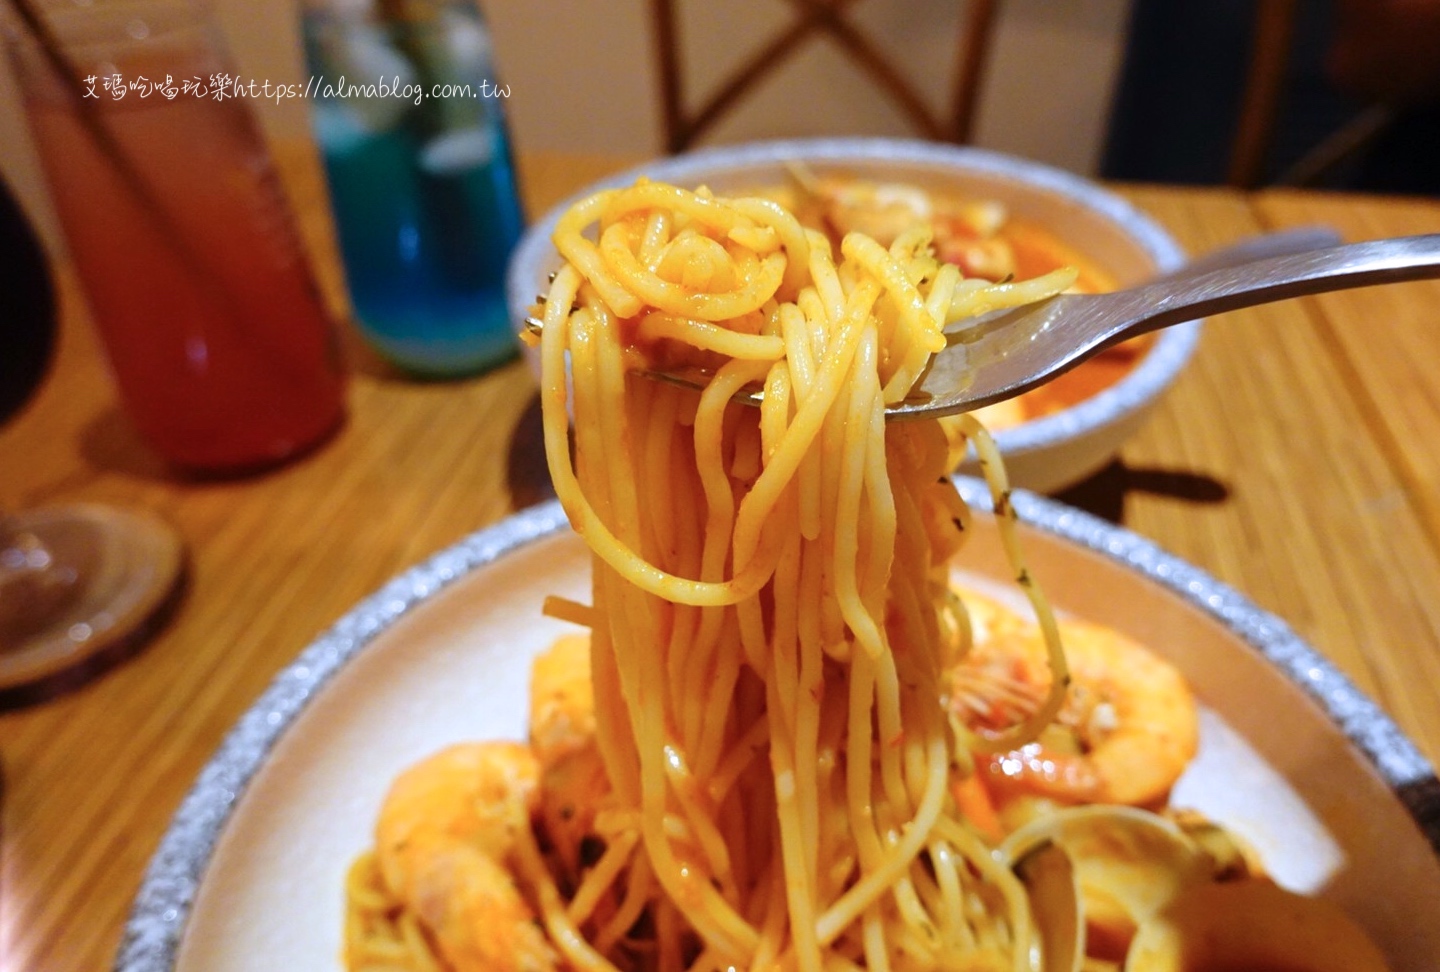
[303,0,524,376]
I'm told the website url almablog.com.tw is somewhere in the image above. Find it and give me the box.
[82,72,511,106]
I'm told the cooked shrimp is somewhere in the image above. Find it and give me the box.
[933,231,1015,281]
[795,173,1021,283]
[529,633,611,878]
[947,589,1199,807]
[956,587,1032,649]
[530,633,595,764]
[374,742,558,972]
[815,178,934,247]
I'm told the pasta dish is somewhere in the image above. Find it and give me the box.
[755,171,1152,432]
[341,180,1389,972]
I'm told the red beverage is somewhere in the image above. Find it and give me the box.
[12,5,345,473]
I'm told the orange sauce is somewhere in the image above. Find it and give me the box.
[760,177,1157,428]
[976,216,1153,424]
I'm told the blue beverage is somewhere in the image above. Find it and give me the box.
[304,5,524,376]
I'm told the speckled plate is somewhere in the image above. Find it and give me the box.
[116,484,1440,972]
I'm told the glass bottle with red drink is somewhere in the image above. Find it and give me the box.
[4,0,347,474]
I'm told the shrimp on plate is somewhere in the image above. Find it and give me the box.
[371,741,558,972]
[528,633,611,880]
[355,635,615,972]
[946,587,1199,812]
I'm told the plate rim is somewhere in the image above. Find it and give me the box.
[113,484,1440,972]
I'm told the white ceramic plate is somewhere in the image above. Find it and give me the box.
[117,485,1440,971]
[505,138,1201,493]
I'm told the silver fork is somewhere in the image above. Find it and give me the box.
[894,233,1440,418]
[528,232,1440,417]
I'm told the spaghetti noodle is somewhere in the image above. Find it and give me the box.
[345,179,1310,972]
[521,179,1073,972]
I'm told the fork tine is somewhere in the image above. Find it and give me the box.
[528,292,579,331]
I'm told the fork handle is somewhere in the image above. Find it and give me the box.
[1114,233,1440,339]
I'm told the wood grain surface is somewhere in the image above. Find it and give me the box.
[2,145,1438,972]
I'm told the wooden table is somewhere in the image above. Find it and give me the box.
[2,145,1439,972]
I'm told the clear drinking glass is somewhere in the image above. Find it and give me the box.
[4,0,347,474]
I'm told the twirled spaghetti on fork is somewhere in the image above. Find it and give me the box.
[342,180,1384,972]
[517,179,1076,972]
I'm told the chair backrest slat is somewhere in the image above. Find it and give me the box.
[1228,0,1301,188]
[648,0,1003,152]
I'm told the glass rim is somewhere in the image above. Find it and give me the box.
[3,1,218,72]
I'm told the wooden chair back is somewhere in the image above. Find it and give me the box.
[1231,0,1394,189]
[1229,0,1300,188]
[648,0,1000,153]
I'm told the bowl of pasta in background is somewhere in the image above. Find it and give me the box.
[506,137,1200,493]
